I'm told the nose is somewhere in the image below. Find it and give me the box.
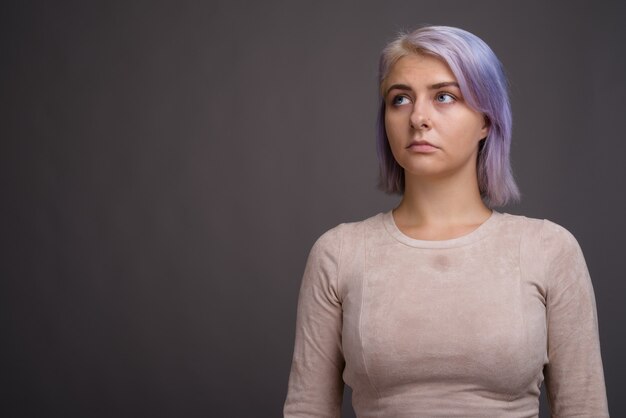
[409,99,431,130]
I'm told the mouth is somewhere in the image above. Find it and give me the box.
[406,140,439,153]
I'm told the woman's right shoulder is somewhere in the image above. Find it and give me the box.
[304,213,382,293]
[312,212,384,250]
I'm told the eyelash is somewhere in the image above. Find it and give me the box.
[390,92,458,106]
[435,92,456,103]
[392,95,411,106]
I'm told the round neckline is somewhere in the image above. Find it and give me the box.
[382,210,502,248]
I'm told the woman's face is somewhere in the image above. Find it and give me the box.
[382,53,488,182]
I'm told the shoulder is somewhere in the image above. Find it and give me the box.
[501,214,589,291]
[497,212,580,249]
[538,218,581,253]
[305,213,383,272]
[311,212,383,252]
[504,213,589,284]
[497,213,585,271]
[302,213,382,289]
[538,219,587,280]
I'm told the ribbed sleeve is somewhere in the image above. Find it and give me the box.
[541,220,609,417]
[284,226,345,418]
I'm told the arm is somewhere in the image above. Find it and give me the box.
[284,226,345,418]
[542,221,609,417]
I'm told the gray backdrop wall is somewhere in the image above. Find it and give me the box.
[2,1,624,417]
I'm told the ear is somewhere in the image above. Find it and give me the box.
[480,115,491,140]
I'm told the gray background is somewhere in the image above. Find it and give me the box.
[2,1,624,417]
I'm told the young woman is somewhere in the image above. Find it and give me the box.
[284,26,609,417]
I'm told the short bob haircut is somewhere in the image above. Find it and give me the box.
[377,25,520,207]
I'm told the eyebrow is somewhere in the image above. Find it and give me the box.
[384,81,460,96]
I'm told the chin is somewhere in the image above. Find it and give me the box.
[401,163,447,178]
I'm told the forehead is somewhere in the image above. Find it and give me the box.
[384,53,457,87]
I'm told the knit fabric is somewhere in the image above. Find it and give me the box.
[284,211,609,417]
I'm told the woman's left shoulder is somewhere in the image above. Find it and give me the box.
[499,212,584,257]
[499,212,577,238]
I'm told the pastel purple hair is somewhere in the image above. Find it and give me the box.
[377,26,520,206]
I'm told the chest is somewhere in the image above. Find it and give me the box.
[341,243,548,396]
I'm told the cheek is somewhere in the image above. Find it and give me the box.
[385,130,406,166]
[466,113,489,139]
[451,115,487,144]
[384,112,394,134]
[384,112,406,143]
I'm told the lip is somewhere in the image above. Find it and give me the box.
[406,140,439,153]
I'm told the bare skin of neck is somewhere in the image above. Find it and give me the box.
[392,165,492,241]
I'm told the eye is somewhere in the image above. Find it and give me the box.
[391,95,411,106]
[435,92,456,104]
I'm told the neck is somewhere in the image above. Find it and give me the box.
[394,170,491,228]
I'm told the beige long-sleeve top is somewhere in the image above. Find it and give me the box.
[284,211,609,417]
